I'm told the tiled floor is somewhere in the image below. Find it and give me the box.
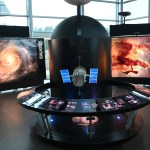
[0,91,149,150]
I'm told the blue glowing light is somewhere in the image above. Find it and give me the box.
[117,116,121,120]
[60,69,71,83]
[50,119,54,122]
[83,126,89,135]
[89,68,98,83]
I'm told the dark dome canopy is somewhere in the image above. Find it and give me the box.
[51,15,109,39]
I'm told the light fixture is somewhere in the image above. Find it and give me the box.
[118,11,131,24]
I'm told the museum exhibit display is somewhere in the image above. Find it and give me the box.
[0,38,46,91]
[17,0,150,146]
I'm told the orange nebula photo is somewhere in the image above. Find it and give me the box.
[111,36,150,77]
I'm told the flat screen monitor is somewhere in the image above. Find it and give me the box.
[111,36,150,84]
[0,38,46,91]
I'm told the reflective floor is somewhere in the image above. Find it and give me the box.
[0,91,150,150]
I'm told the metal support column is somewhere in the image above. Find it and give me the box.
[86,116,95,139]
[40,114,53,139]
[125,110,137,130]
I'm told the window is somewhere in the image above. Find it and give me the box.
[33,18,63,32]
[0,16,27,26]
[84,1,117,20]
[0,0,26,15]
[32,0,77,17]
[126,18,148,24]
[123,0,148,19]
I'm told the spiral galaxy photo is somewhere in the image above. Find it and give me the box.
[0,39,38,84]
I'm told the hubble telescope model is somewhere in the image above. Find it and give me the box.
[60,66,98,87]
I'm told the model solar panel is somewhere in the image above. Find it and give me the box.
[60,69,71,83]
[89,68,98,83]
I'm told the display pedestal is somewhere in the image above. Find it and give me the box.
[17,81,150,145]
[29,112,143,145]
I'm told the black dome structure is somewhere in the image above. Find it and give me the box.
[49,14,111,98]
[51,15,109,39]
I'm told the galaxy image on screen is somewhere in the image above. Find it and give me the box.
[111,36,150,78]
[0,39,38,84]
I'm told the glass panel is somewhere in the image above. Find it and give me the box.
[84,1,116,20]
[99,21,117,33]
[32,0,77,17]
[0,16,27,26]
[126,18,148,24]
[123,0,148,19]
[32,32,52,38]
[33,18,63,32]
[0,0,26,15]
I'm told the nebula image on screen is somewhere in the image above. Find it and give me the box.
[0,39,38,83]
[111,36,150,77]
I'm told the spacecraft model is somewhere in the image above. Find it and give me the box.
[60,66,98,87]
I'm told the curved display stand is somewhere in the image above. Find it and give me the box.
[17,80,150,144]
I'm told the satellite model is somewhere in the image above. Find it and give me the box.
[60,66,98,87]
